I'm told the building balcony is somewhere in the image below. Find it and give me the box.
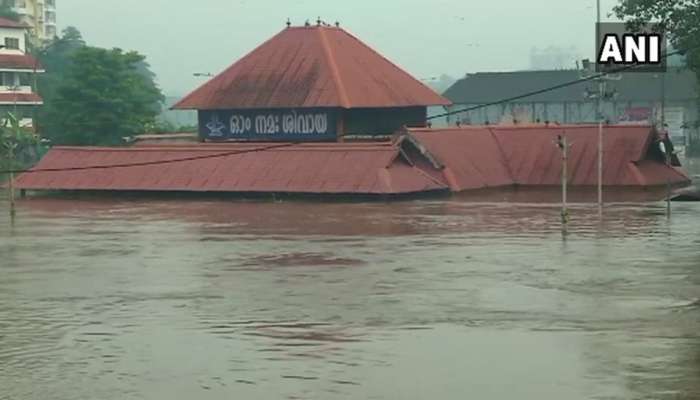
[0,91,43,105]
[0,53,44,70]
[0,85,33,94]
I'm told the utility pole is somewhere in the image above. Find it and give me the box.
[9,146,15,218]
[661,71,666,129]
[557,134,570,231]
[596,0,604,216]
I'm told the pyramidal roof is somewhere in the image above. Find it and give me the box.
[174,25,450,110]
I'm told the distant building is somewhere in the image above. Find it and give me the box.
[0,17,43,127]
[158,95,197,128]
[11,0,56,42]
[173,23,450,141]
[529,46,581,70]
[443,68,699,146]
[423,74,457,94]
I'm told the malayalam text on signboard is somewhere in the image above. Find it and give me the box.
[199,109,337,141]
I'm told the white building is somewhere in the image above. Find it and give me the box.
[11,0,56,42]
[0,17,44,127]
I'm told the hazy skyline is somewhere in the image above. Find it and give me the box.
[59,0,621,96]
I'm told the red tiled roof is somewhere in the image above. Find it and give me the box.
[0,92,42,104]
[407,124,690,189]
[0,54,43,70]
[15,125,689,196]
[14,142,447,195]
[0,17,28,29]
[173,26,450,110]
[402,128,513,191]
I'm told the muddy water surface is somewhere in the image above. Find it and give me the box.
[1,184,699,399]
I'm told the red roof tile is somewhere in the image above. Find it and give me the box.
[0,54,43,70]
[15,125,689,196]
[402,128,513,191]
[173,26,450,110]
[0,92,42,104]
[14,142,447,195]
[0,17,28,29]
[407,124,690,189]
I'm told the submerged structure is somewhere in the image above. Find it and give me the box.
[13,24,691,197]
[14,125,689,195]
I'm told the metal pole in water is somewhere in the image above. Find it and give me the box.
[8,149,15,218]
[558,134,569,231]
[666,179,671,219]
[596,0,604,217]
[597,80,604,216]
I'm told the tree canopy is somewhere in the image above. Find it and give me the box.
[37,27,164,146]
[614,0,700,70]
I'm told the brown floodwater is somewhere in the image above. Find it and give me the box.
[1,180,699,399]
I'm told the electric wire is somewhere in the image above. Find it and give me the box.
[0,47,695,175]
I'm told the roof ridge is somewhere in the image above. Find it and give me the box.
[173,28,290,110]
[339,28,447,99]
[173,26,450,110]
[317,27,350,108]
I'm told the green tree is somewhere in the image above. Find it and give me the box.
[614,1,700,70]
[42,46,164,146]
[34,26,87,129]
[614,0,700,154]
[0,112,41,171]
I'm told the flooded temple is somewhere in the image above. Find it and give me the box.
[13,23,691,196]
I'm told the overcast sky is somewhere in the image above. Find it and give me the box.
[59,0,620,96]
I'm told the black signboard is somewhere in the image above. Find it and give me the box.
[198,109,337,141]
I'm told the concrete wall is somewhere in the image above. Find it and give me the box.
[0,27,26,54]
[13,0,55,41]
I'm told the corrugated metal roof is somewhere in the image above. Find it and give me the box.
[402,128,513,191]
[407,124,690,189]
[443,69,697,104]
[15,125,689,196]
[173,26,450,110]
[14,142,447,195]
[0,54,43,70]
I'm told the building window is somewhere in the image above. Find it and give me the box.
[45,26,56,37]
[45,11,55,23]
[18,72,31,86]
[4,38,19,50]
[45,0,55,6]
[14,0,27,8]
[1,72,17,87]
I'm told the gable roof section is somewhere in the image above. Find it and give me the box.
[14,143,448,195]
[444,69,698,104]
[174,26,450,110]
[406,124,689,189]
